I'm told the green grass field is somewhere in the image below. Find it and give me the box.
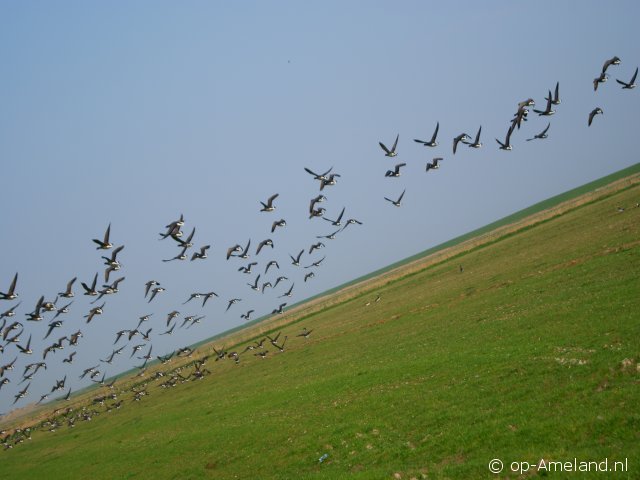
[2,172,639,479]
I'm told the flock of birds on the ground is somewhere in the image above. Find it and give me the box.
[0,55,637,450]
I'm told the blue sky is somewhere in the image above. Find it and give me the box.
[0,1,638,413]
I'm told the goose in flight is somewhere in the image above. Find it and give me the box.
[248,274,261,291]
[237,239,251,259]
[304,272,315,282]
[269,276,287,289]
[144,280,160,298]
[319,173,340,191]
[467,126,483,148]
[201,291,218,306]
[265,260,280,274]
[304,166,333,181]
[593,72,608,91]
[340,218,363,231]
[240,310,254,321]
[453,133,471,154]
[162,245,189,262]
[533,91,555,116]
[84,303,105,323]
[238,261,258,274]
[309,242,325,253]
[92,223,113,250]
[545,82,561,104]
[602,55,621,73]
[16,334,32,355]
[191,245,210,261]
[81,273,99,296]
[279,283,294,298]
[384,189,406,207]
[526,122,550,141]
[616,66,638,89]
[425,157,442,172]
[271,219,287,233]
[305,256,326,269]
[379,134,399,157]
[58,277,77,298]
[496,124,515,150]
[316,229,340,240]
[588,107,603,126]
[385,163,407,177]
[256,239,274,255]
[226,298,241,312]
[260,193,279,212]
[323,207,345,226]
[297,328,313,338]
[147,286,165,303]
[226,244,242,260]
[413,122,439,147]
[0,273,18,301]
[289,250,304,266]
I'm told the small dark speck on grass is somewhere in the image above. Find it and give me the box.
[205,461,217,470]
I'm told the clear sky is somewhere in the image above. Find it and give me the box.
[0,1,638,413]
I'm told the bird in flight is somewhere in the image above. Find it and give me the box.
[526,123,550,141]
[588,107,603,126]
[379,134,399,157]
[260,193,279,212]
[616,66,637,89]
[384,189,406,207]
[413,122,439,147]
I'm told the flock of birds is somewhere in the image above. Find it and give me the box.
[0,55,637,450]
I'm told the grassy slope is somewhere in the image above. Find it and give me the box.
[2,175,639,479]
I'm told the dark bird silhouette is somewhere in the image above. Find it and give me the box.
[602,56,621,73]
[588,107,603,126]
[145,280,160,298]
[81,273,99,296]
[147,286,165,303]
[265,260,279,274]
[593,71,608,91]
[453,133,471,154]
[385,163,407,177]
[616,67,638,89]
[309,242,325,254]
[533,91,555,116]
[526,122,551,141]
[58,277,77,298]
[496,124,515,150]
[238,262,257,274]
[260,193,279,212]
[304,166,333,181]
[240,310,254,321]
[271,219,286,233]
[384,189,406,207]
[0,273,18,301]
[467,126,483,148]
[226,244,242,260]
[162,245,188,262]
[256,239,274,255]
[425,157,442,172]
[92,223,113,250]
[316,229,341,240]
[322,207,345,227]
[201,292,218,306]
[190,245,210,261]
[379,134,399,157]
[226,298,241,312]
[289,250,304,266]
[304,272,315,282]
[414,122,439,147]
[546,82,561,105]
